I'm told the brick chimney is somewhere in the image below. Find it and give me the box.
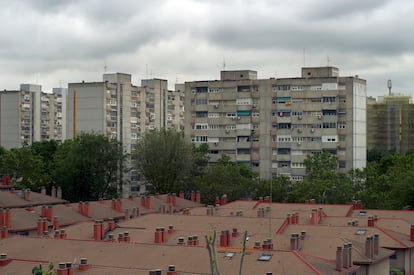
[84,202,90,217]
[168,225,175,234]
[108,218,116,231]
[47,206,54,221]
[410,224,414,242]
[167,265,177,275]
[66,262,74,275]
[335,246,343,271]
[171,193,177,207]
[367,216,374,227]
[342,243,349,268]
[57,263,66,275]
[145,196,152,209]
[190,191,195,202]
[179,191,184,199]
[60,229,67,239]
[310,208,318,225]
[4,208,11,229]
[220,194,228,205]
[78,258,89,272]
[93,220,103,241]
[51,186,56,197]
[1,227,8,239]
[53,216,59,230]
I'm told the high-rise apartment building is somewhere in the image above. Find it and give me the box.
[184,67,366,180]
[0,84,66,149]
[367,95,414,154]
[68,73,184,196]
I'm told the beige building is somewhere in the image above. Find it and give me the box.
[184,67,366,180]
[367,94,414,154]
[67,73,184,196]
[0,84,67,149]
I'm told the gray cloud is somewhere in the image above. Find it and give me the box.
[0,0,413,97]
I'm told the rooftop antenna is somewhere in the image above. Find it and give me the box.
[103,61,107,73]
[327,56,331,66]
[222,57,226,71]
[175,73,179,84]
[387,79,392,95]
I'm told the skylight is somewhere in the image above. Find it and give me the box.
[257,253,273,262]
[355,229,367,235]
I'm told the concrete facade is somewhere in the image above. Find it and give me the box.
[184,67,366,180]
[67,73,184,196]
[0,84,66,149]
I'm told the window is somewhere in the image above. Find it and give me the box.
[291,162,305,168]
[208,88,219,93]
[252,112,260,117]
[226,113,237,117]
[278,162,290,168]
[193,136,208,142]
[277,123,291,129]
[323,122,337,129]
[322,97,337,103]
[322,135,337,142]
[339,161,346,168]
[257,253,273,261]
[208,112,220,118]
[273,85,290,91]
[209,124,219,130]
[195,98,208,105]
[196,87,208,93]
[338,124,346,129]
[355,229,367,235]
[277,148,290,154]
[236,99,252,105]
[195,111,208,118]
[291,111,303,117]
[276,97,292,104]
[277,135,291,142]
[322,110,337,116]
[194,123,208,130]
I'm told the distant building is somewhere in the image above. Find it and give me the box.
[67,73,184,196]
[367,94,414,154]
[0,84,66,149]
[184,67,366,180]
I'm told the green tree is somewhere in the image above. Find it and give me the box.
[253,176,293,202]
[30,140,60,189]
[52,133,127,202]
[194,155,257,203]
[135,129,193,194]
[0,146,45,190]
[32,263,57,275]
[291,151,353,204]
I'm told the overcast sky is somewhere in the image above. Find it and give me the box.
[0,0,413,97]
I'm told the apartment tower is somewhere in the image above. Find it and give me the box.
[184,67,366,181]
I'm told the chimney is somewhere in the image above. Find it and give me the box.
[116,199,122,212]
[290,233,298,250]
[286,213,291,225]
[167,265,177,275]
[232,228,240,238]
[37,218,43,235]
[220,231,228,247]
[51,186,56,197]
[84,202,90,217]
[168,225,175,234]
[47,206,53,221]
[177,237,185,245]
[300,231,306,240]
[0,209,3,228]
[179,191,184,199]
[335,246,343,271]
[368,216,374,227]
[342,244,349,268]
[365,236,373,259]
[57,263,66,275]
[78,258,89,272]
[66,262,74,275]
[57,186,62,199]
[4,208,11,228]
[111,199,116,210]
[348,243,352,267]
[93,220,102,241]
[124,208,130,220]
[53,216,59,230]
[60,229,67,239]
[311,208,318,225]
[0,253,10,267]
[149,270,162,275]
[41,205,47,218]
[42,218,48,234]
[190,191,195,202]
[108,218,116,231]
[40,186,46,195]
[1,227,8,239]
[373,234,379,256]
[123,231,130,242]
[154,228,162,243]
[78,202,84,215]
[118,232,124,242]
[410,224,414,242]
[145,196,152,209]
[107,233,114,242]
